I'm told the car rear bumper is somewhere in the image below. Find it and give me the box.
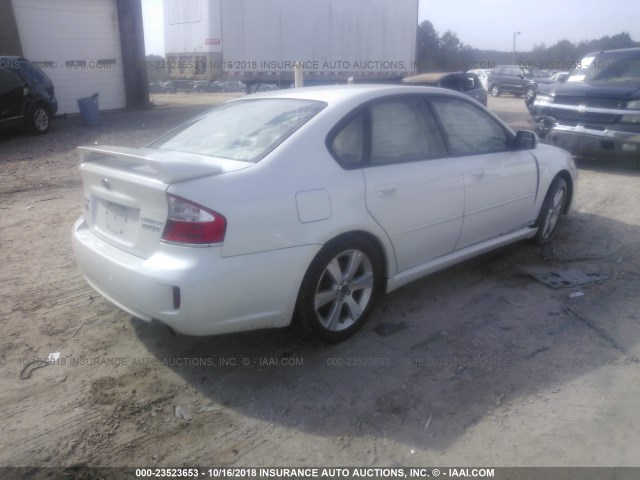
[72,217,319,336]
[545,125,640,160]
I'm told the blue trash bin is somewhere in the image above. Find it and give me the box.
[77,93,101,126]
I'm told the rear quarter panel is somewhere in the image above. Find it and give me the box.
[166,105,399,275]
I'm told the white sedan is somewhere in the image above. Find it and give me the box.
[72,85,577,342]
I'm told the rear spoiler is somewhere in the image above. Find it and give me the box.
[78,146,226,184]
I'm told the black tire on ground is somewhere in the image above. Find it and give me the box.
[294,236,382,343]
[526,94,536,113]
[28,104,50,134]
[533,176,568,244]
[490,84,500,97]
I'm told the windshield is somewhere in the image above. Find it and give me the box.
[150,98,326,163]
[568,52,640,83]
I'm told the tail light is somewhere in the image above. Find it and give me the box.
[162,194,226,245]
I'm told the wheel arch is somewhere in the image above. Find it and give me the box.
[556,170,574,214]
[318,230,390,291]
[29,100,50,115]
[292,229,390,341]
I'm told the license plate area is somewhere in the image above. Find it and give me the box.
[95,198,140,240]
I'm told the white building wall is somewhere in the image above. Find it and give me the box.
[12,0,126,114]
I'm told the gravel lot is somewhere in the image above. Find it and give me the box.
[1,92,639,470]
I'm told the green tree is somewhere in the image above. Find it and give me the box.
[438,31,473,71]
[416,20,440,72]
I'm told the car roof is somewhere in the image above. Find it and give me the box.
[239,84,470,106]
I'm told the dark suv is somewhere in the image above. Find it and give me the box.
[0,56,57,134]
[487,65,554,100]
[401,72,487,106]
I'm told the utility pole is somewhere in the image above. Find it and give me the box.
[513,31,521,65]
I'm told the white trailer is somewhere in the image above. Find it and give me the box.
[164,0,418,83]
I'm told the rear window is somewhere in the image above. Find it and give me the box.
[150,99,326,163]
[16,59,51,85]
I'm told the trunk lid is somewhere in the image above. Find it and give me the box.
[78,146,250,258]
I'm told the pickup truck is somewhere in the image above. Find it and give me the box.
[529,48,640,162]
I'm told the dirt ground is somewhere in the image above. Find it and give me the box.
[1,93,639,470]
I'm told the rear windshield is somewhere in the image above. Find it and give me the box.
[568,52,640,83]
[150,98,326,163]
[16,59,51,85]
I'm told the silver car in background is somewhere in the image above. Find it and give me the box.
[468,68,493,92]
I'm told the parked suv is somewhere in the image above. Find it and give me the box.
[0,56,58,134]
[530,48,640,161]
[487,65,554,100]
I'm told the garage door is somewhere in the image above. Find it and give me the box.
[12,0,126,114]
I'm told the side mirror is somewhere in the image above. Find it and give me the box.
[512,130,538,150]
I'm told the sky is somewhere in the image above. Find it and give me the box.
[141,0,640,56]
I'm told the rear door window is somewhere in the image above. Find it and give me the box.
[0,67,22,89]
[369,98,446,164]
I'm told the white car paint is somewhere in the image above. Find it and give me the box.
[468,69,492,92]
[72,85,577,339]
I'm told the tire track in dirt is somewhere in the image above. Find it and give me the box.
[2,406,102,465]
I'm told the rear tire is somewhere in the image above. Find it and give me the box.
[526,94,536,113]
[533,177,568,244]
[490,84,500,97]
[28,104,50,134]
[294,236,382,343]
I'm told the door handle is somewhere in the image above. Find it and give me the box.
[470,171,485,181]
[375,185,397,197]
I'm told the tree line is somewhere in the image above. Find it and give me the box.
[415,20,639,72]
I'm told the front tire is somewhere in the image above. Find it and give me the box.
[28,104,50,134]
[490,84,501,97]
[533,177,568,244]
[295,236,382,343]
[525,86,536,101]
[526,94,536,113]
